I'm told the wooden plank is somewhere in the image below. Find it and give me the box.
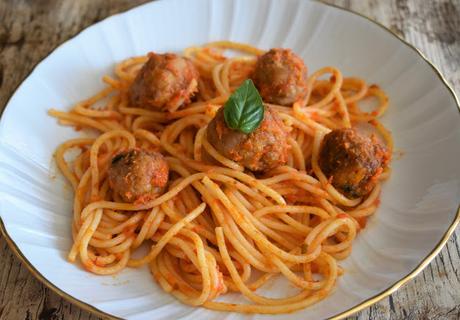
[0,0,459,319]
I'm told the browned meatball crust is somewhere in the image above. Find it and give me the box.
[206,106,289,172]
[252,48,308,106]
[108,149,169,203]
[319,128,387,199]
[129,52,199,111]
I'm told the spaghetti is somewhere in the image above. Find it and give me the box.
[49,41,392,314]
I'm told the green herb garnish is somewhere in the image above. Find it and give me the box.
[223,79,264,134]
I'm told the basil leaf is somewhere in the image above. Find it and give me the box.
[223,79,264,134]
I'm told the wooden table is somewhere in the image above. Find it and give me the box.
[0,0,459,319]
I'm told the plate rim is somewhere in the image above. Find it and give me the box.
[0,0,459,319]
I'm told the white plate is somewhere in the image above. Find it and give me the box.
[1,0,459,319]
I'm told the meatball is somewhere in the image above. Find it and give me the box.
[252,48,308,106]
[108,149,169,203]
[129,52,199,111]
[318,128,386,199]
[206,106,289,172]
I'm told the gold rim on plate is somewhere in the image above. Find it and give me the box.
[0,1,459,319]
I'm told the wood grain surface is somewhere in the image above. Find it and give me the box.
[0,0,459,319]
